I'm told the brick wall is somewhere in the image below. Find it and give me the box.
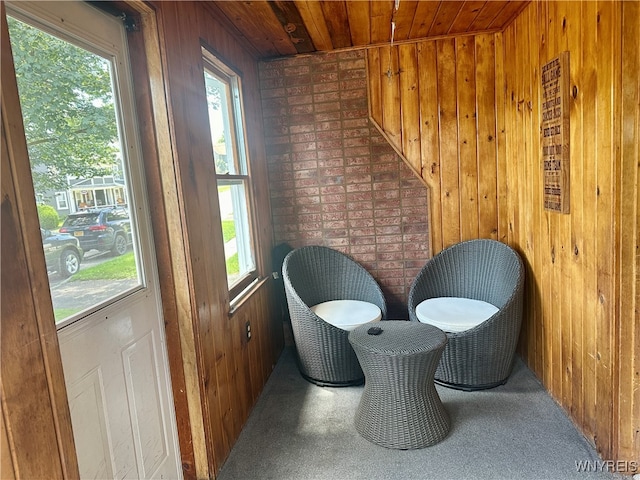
[258,50,430,318]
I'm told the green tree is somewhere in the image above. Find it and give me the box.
[204,70,229,174]
[7,16,120,193]
[37,204,60,230]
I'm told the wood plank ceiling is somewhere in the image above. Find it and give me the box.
[206,1,530,59]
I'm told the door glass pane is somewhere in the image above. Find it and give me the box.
[7,14,142,326]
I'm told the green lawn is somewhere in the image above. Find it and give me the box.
[226,252,239,275]
[54,307,83,322]
[69,246,237,281]
[221,219,236,243]
[70,251,137,281]
[222,218,238,275]
[56,247,238,321]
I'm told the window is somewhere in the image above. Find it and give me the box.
[55,191,68,210]
[203,49,257,298]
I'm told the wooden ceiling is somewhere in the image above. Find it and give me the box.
[206,1,530,59]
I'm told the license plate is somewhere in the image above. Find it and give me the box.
[74,231,84,237]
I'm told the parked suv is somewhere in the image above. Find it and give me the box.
[59,207,132,256]
[41,228,84,278]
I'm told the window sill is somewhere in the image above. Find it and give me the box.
[229,276,269,316]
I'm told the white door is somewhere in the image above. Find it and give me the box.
[6,2,182,478]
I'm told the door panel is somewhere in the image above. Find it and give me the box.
[123,331,170,477]
[67,368,113,478]
[5,2,181,478]
[59,293,177,479]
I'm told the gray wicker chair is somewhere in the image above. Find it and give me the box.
[283,245,387,386]
[408,239,524,390]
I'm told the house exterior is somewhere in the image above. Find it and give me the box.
[41,175,127,219]
[66,176,127,212]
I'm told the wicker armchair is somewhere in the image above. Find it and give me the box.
[408,239,524,390]
[283,245,387,386]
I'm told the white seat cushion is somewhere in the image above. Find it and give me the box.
[415,297,498,333]
[311,300,382,331]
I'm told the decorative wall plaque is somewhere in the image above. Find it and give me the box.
[541,51,570,213]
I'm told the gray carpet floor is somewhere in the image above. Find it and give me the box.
[218,347,623,480]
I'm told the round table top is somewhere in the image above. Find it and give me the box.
[348,320,446,355]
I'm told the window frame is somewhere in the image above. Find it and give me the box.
[202,48,259,300]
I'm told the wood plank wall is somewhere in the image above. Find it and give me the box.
[618,0,640,464]
[367,33,500,255]
[151,1,283,477]
[502,0,638,465]
[367,0,639,466]
[1,7,78,477]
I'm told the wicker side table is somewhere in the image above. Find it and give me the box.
[348,321,449,449]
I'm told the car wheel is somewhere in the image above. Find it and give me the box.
[59,249,80,278]
[111,233,128,256]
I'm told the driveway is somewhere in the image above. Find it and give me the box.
[51,278,139,312]
[49,249,138,313]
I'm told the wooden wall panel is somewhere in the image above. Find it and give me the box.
[579,0,598,443]
[146,1,284,476]
[125,4,201,476]
[1,124,70,480]
[618,0,640,463]
[367,0,638,466]
[1,408,15,480]
[456,36,479,241]
[501,0,632,463]
[1,7,79,478]
[368,32,499,252]
[475,34,498,240]
[381,45,402,147]
[501,0,638,466]
[399,44,420,174]
[436,38,462,247]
